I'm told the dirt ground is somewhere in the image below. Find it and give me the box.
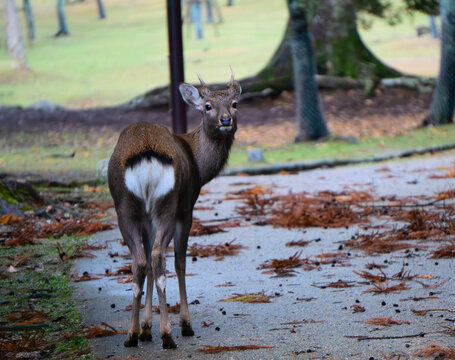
[0,88,432,146]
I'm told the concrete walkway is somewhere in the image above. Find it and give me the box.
[73,153,455,360]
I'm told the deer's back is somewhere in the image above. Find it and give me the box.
[108,122,200,215]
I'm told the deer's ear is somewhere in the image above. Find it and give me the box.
[179,83,204,111]
[229,80,242,98]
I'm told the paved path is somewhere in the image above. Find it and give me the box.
[74,153,455,359]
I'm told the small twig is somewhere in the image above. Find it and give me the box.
[200,216,244,223]
[345,332,426,341]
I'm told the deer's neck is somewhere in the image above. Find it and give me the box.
[182,123,234,187]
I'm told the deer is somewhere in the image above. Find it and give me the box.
[107,68,241,349]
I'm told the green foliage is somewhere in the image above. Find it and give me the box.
[405,0,439,16]
[357,0,439,29]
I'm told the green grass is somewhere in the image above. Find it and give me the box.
[0,0,287,107]
[228,124,455,168]
[0,0,439,107]
[1,124,454,181]
[0,235,92,359]
[358,10,440,77]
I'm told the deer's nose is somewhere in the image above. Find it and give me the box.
[220,115,231,126]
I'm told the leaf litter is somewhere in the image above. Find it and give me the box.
[196,344,274,354]
[220,291,274,303]
[81,322,127,338]
[413,342,455,358]
[188,239,246,260]
[363,317,410,326]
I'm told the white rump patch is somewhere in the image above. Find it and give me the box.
[125,157,175,213]
[157,275,166,292]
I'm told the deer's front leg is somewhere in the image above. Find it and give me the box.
[174,217,194,337]
[151,227,176,349]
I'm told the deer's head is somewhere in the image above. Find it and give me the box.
[179,67,242,138]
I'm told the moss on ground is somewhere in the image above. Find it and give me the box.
[0,236,92,359]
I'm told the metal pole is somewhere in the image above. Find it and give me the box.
[167,0,187,134]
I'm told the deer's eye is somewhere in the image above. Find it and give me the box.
[205,104,212,111]
[232,101,238,109]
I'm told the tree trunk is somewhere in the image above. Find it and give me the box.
[255,0,400,95]
[23,0,35,41]
[206,0,213,23]
[429,16,439,38]
[96,0,106,19]
[423,0,455,126]
[55,0,69,37]
[287,0,329,141]
[189,1,203,39]
[2,0,28,69]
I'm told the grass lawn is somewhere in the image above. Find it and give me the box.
[1,124,454,182]
[0,0,439,108]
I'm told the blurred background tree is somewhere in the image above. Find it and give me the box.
[423,0,454,126]
[245,0,439,96]
[55,0,70,36]
[2,0,28,69]
[287,0,329,141]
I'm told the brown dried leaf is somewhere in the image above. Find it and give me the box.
[350,305,366,313]
[364,317,410,326]
[188,240,245,258]
[220,291,273,303]
[0,213,22,225]
[190,218,225,237]
[152,303,180,314]
[285,239,310,247]
[196,344,274,354]
[72,271,101,282]
[82,322,127,338]
[413,342,455,358]
[363,281,410,295]
[431,244,455,259]
[312,280,355,289]
[416,279,448,289]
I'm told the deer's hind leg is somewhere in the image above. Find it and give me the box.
[151,214,177,349]
[139,219,155,342]
[174,216,194,337]
[116,201,147,347]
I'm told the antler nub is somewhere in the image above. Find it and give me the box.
[196,71,207,86]
[229,65,235,84]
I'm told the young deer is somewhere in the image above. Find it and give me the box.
[107,68,241,349]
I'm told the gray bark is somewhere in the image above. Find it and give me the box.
[2,0,28,69]
[287,0,329,141]
[255,0,400,96]
[23,0,35,41]
[423,0,455,125]
[55,0,69,36]
[96,0,106,19]
[429,16,439,38]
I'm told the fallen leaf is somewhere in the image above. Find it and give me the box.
[364,317,410,326]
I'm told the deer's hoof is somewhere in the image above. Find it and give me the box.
[181,322,195,337]
[139,324,152,342]
[124,333,138,347]
[161,334,177,349]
